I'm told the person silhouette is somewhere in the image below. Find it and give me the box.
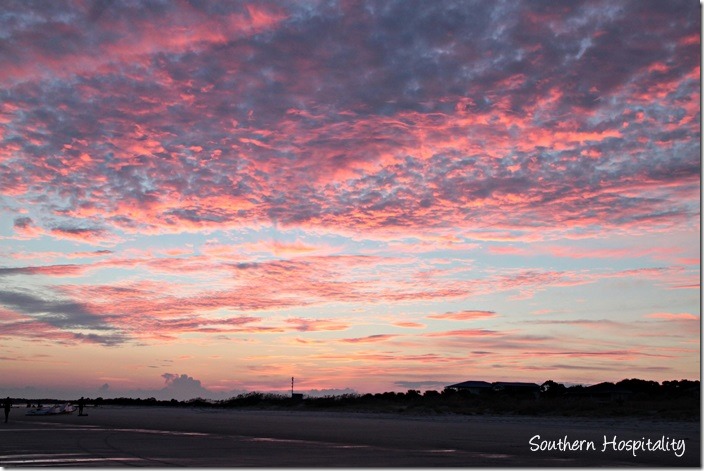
[78,397,85,416]
[3,397,10,423]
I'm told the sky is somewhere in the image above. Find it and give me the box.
[0,0,700,401]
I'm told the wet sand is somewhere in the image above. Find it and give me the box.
[0,406,699,467]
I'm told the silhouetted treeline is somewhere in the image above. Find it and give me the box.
[11,378,699,420]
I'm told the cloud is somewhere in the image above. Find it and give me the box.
[340,334,398,343]
[427,310,497,321]
[0,2,287,87]
[0,1,697,243]
[525,319,624,329]
[0,285,131,346]
[526,350,672,360]
[0,289,110,330]
[425,329,501,338]
[161,373,210,401]
[0,248,694,354]
[12,217,43,238]
[645,312,699,321]
[0,1,698,393]
[392,321,426,329]
[49,226,120,244]
[0,264,86,277]
[284,317,350,332]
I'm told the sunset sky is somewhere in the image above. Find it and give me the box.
[0,1,700,401]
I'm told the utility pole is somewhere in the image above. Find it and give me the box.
[291,376,294,397]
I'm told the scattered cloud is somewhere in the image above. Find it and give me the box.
[284,317,350,332]
[340,334,398,344]
[427,310,498,321]
[0,1,698,394]
[645,312,699,321]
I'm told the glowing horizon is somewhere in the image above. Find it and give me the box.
[0,1,700,401]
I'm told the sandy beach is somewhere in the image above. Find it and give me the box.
[0,405,698,467]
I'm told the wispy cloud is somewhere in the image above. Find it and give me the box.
[340,334,398,344]
[285,317,350,332]
[428,310,497,321]
[645,312,699,321]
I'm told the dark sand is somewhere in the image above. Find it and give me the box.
[0,406,699,467]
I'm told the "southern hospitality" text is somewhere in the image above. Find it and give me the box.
[529,434,686,458]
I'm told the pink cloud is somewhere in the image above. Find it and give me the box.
[526,350,673,360]
[645,312,699,321]
[392,321,426,329]
[0,1,698,391]
[487,246,529,256]
[12,217,44,239]
[0,3,288,87]
[0,264,86,277]
[427,310,497,321]
[49,227,119,244]
[284,317,350,332]
[425,328,502,338]
[339,334,398,343]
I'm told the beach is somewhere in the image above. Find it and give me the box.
[0,406,698,467]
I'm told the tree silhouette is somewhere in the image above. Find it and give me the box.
[540,380,566,398]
